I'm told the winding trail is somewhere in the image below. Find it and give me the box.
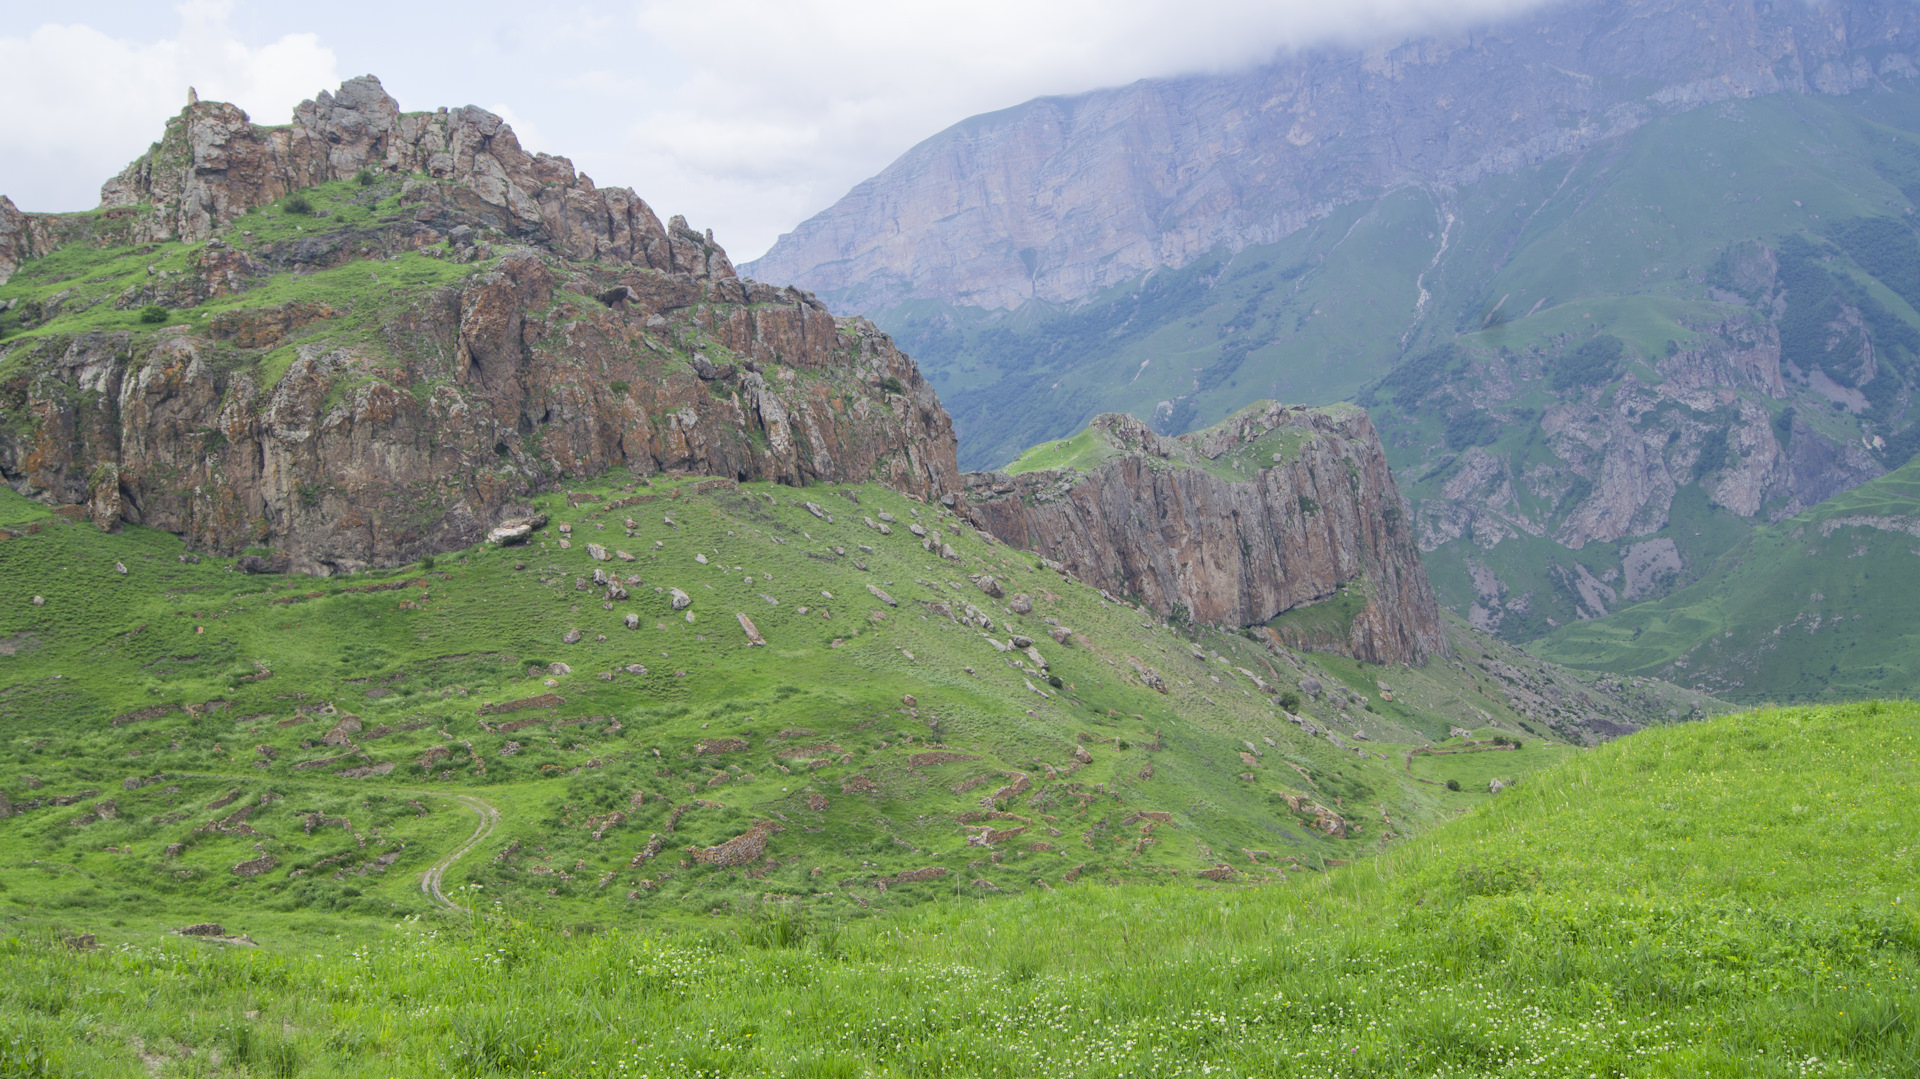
[419,794,501,911]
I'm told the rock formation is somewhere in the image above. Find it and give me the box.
[963,404,1446,664]
[746,0,1920,311]
[0,79,958,574]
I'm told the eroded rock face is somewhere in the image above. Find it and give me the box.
[964,405,1446,665]
[99,75,732,277]
[0,80,959,574]
[746,0,1920,310]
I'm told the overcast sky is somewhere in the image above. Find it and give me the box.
[0,0,1551,261]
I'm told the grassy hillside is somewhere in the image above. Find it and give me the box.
[1535,454,1920,701]
[0,463,1715,953]
[3,700,1911,1075]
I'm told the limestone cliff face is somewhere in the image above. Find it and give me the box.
[0,80,957,574]
[963,405,1445,665]
[746,0,1920,311]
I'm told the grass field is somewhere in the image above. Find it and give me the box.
[1,700,1911,1076]
[0,455,1700,960]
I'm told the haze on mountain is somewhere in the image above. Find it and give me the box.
[743,0,1920,704]
[0,0,1550,262]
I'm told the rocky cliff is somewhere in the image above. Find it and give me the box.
[746,0,1920,311]
[963,404,1446,665]
[0,79,958,574]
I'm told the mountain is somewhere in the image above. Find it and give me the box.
[1534,451,1920,701]
[0,76,959,575]
[967,403,1446,665]
[745,0,1920,312]
[740,0,1920,681]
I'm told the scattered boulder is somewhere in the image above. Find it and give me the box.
[1298,677,1322,697]
[237,553,289,574]
[669,588,692,610]
[976,576,1004,598]
[487,513,547,545]
[1009,593,1032,614]
[736,612,766,646]
[586,543,609,561]
[625,613,639,629]
[866,584,897,606]
[114,562,127,575]
[1048,626,1073,645]
[31,595,44,606]
[230,854,277,877]
[624,664,648,675]
[803,501,832,522]
[563,629,582,644]
[1010,635,1034,648]
[548,662,571,676]
[695,553,708,565]
[176,923,224,936]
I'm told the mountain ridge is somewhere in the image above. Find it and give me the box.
[745,0,1920,311]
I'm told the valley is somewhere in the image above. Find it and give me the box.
[1,2,1919,1068]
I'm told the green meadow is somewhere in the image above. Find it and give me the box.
[1,701,1912,1076]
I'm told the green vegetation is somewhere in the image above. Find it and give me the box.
[1537,451,1920,701]
[1001,425,1120,476]
[0,463,1634,954]
[4,701,1912,1075]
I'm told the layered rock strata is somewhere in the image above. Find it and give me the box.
[0,80,957,574]
[747,0,1920,310]
[963,405,1446,664]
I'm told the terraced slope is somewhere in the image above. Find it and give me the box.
[0,469,1712,945]
[3,700,1909,1076]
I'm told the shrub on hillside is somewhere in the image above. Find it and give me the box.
[138,305,168,324]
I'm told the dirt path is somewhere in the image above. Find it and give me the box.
[419,794,500,911]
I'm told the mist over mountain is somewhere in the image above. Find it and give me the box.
[747,0,1920,311]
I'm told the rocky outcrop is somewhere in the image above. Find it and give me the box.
[0,81,958,574]
[99,74,732,277]
[747,0,1920,311]
[963,404,1445,665]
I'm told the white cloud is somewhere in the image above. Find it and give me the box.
[582,0,1552,259]
[0,1,337,212]
[0,0,1548,255]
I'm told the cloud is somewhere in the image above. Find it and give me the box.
[0,1,337,212]
[0,0,1549,256]
[584,0,1554,259]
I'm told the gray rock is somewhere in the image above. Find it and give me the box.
[1048,626,1072,644]
[563,629,582,644]
[625,613,640,629]
[587,543,609,561]
[1008,593,1032,614]
[977,575,1004,598]
[669,588,692,610]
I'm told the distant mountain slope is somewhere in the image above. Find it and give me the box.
[1534,453,1920,701]
[856,79,1920,670]
[745,0,1920,312]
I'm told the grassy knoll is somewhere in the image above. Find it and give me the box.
[1,701,1912,1076]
